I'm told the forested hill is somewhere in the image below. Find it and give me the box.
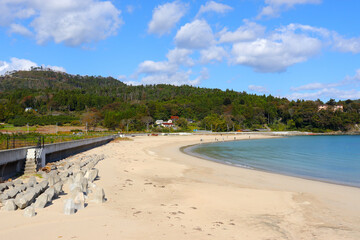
[0,69,125,91]
[0,69,360,133]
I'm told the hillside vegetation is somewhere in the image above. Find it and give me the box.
[0,69,359,132]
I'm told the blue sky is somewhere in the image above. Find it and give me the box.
[1,0,360,101]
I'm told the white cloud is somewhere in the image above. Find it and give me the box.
[117,75,127,81]
[8,23,33,37]
[140,69,206,86]
[124,80,141,86]
[126,5,135,14]
[218,20,265,43]
[287,88,360,100]
[166,48,194,66]
[258,0,322,19]
[137,60,177,75]
[148,1,187,36]
[175,19,215,49]
[0,0,122,46]
[332,34,360,54]
[288,69,360,100]
[248,85,269,93]
[43,65,66,73]
[231,29,322,72]
[133,46,206,86]
[196,1,233,18]
[291,82,331,91]
[0,57,65,75]
[200,46,227,63]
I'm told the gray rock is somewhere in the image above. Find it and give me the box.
[63,199,76,215]
[23,206,36,217]
[34,193,49,208]
[2,199,17,211]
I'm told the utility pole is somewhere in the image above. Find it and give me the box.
[56,122,58,134]
[27,123,29,134]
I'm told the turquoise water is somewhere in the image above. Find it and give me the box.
[186,135,360,187]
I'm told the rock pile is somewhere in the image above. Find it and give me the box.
[0,154,107,217]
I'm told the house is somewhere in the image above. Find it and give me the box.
[161,122,174,128]
[25,107,33,112]
[187,119,195,124]
[318,105,328,111]
[171,116,179,121]
[155,120,164,125]
[161,120,174,127]
[318,105,343,112]
[333,105,344,112]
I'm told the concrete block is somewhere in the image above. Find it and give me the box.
[48,174,61,187]
[73,191,85,210]
[74,172,84,183]
[90,186,106,203]
[44,187,55,202]
[23,206,36,217]
[13,179,23,186]
[27,176,37,188]
[39,180,49,191]
[53,182,63,197]
[0,192,10,202]
[2,199,17,211]
[15,193,30,209]
[6,187,19,199]
[85,168,99,182]
[34,193,49,209]
[0,183,8,192]
[63,199,76,215]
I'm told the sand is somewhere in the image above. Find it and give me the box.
[1,134,360,240]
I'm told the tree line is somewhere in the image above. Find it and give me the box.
[0,70,359,132]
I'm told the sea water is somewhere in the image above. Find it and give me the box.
[186,135,360,187]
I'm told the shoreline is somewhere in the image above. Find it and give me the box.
[0,134,359,239]
[180,137,360,189]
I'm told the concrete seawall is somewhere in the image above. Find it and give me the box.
[0,135,116,180]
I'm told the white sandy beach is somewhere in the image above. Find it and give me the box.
[1,134,360,240]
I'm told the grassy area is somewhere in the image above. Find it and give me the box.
[0,132,115,150]
[0,124,37,132]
